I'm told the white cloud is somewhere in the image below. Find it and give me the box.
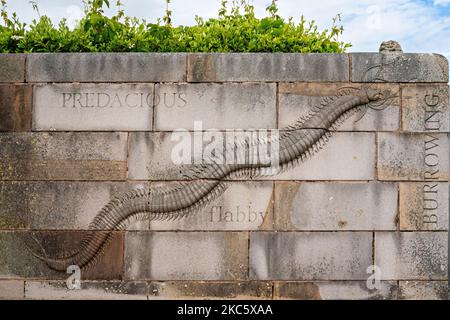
[65,5,83,28]
[434,0,450,6]
[338,0,450,58]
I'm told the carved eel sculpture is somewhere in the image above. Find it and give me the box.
[26,61,400,272]
[26,85,395,271]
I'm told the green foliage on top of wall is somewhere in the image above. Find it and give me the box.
[0,0,351,53]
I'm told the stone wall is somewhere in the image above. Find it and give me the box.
[0,52,448,300]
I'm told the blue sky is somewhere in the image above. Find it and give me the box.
[4,0,450,57]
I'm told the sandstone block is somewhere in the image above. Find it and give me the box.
[274,181,398,230]
[250,232,372,280]
[33,84,154,131]
[125,232,248,280]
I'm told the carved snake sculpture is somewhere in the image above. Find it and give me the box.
[27,84,396,271]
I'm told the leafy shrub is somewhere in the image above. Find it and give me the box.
[0,0,351,53]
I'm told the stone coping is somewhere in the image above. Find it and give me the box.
[0,52,448,83]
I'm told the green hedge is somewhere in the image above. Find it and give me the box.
[0,0,351,53]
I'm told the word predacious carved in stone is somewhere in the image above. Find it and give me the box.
[60,91,187,109]
[61,92,153,109]
[33,84,155,131]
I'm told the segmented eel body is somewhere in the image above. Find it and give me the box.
[28,86,391,271]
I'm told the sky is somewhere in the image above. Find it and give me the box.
[4,0,450,57]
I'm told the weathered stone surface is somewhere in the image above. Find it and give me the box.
[0,280,25,299]
[379,41,403,53]
[0,182,149,230]
[274,182,397,231]
[0,231,124,280]
[0,132,127,180]
[130,131,372,181]
[131,132,374,181]
[1,180,272,232]
[398,281,448,300]
[266,132,375,180]
[250,232,372,280]
[148,181,273,231]
[129,131,224,181]
[25,281,148,300]
[351,53,448,82]
[149,281,272,300]
[273,281,398,300]
[125,232,248,280]
[377,133,449,181]
[0,85,32,131]
[399,182,448,231]
[278,83,400,131]
[401,85,449,132]
[0,54,26,82]
[154,83,276,130]
[188,53,349,82]
[0,133,127,160]
[33,84,154,131]
[0,160,126,181]
[27,53,187,82]
[0,183,30,229]
[375,232,447,280]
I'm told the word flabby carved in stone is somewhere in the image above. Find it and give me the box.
[25,63,400,272]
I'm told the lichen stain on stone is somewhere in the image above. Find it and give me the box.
[337,220,347,228]
[276,282,323,300]
[259,186,275,231]
[399,184,423,230]
[222,232,247,280]
[434,54,449,79]
[275,182,300,229]
[190,55,217,82]
[408,236,447,278]
[150,281,272,299]
[378,167,424,180]
[0,215,22,229]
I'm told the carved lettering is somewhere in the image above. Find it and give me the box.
[60,91,189,109]
[73,93,83,108]
[62,93,72,107]
[163,92,177,108]
[423,92,442,131]
[423,183,439,223]
[209,205,264,223]
[153,92,187,108]
[424,93,440,107]
[421,90,442,227]
[423,214,438,226]
[424,134,440,181]
[424,134,439,151]
[60,92,152,108]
